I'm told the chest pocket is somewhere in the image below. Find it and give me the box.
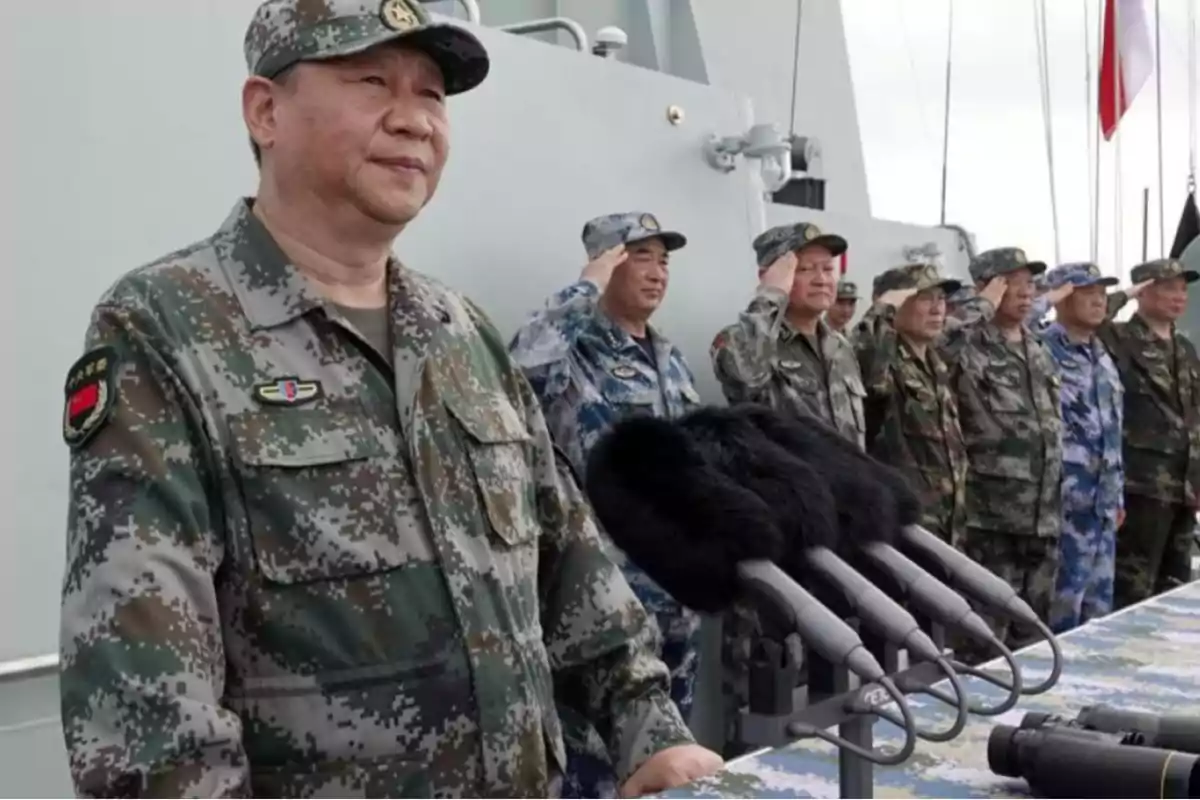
[843,374,866,431]
[228,404,417,585]
[984,367,1028,414]
[444,394,541,547]
[601,378,659,419]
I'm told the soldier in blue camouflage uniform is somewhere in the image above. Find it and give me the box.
[509,211,704,797]
[1026,263,1125,633]
[57,2,723,797]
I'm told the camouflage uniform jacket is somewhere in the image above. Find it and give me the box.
[853,303,968,544]
[710,286,866,447]
[1027,297,1125,516]
[507,279,702,479]
[59,200,692,798]
[507,279,702,719]
[1098,300,1200,505]
[944,315,1064,538]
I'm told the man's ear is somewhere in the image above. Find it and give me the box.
[243,74,284,159]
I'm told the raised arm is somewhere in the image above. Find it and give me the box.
[509,245,627,400]
[60,298,243,797]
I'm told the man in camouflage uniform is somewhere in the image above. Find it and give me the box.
[1099,258,1200,609]
[56,2,721,797]
[1025,263,1125,633]
[948,247,1064,650]
[852,263,968,546]
[707,221,862,756]
[825,279,859,333]
[509,211,703,797]
[710,221,866,447]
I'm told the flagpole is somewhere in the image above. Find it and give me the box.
[1034,0,1061,264]
[938,0,954,226]
[1113,0,1125,280]
[1154,0,1165,257]
[1085,0,1097,262]
[1142,186,1150,261]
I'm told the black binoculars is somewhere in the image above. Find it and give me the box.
[987,705,1200,798]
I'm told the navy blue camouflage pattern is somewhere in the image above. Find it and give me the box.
[509,253,703,797]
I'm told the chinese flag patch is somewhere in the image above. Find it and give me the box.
[62,346,118,449]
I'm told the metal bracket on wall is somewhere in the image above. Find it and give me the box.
[499,18,590,53]
[703,123,794,192]
[416,0,481,25]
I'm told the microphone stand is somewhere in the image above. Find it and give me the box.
[738,614,950,799]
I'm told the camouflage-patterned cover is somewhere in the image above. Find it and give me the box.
[661,580,1200,798]
[835,280,859,300]
[710,287,866,448]
[1129,257,1200,285]
[58,200,693,797]
[751,222,848,268]
[244,0,489,94]
[853,302,968,545]
[968,247,1047,283]
[580,212,687,260]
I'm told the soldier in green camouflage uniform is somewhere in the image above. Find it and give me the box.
[946,247,1064,652]
[707,222,863,756]
[852,263,968,546]
[825,279,859,333]
[56,2,722,796]
[1099,258,1200,609]
[710,221,866,447]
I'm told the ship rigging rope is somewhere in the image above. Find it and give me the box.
[1189,0,1197,192]
[1033,0,1062,264]
[787,0,803,139]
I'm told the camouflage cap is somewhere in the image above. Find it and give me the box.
[968,247,1047,283]
[245,0,489,95]
[752,221,848,268]
[581,212,686,260]
[872,263,962,298]
[836,280,859,300]
[947,285,977,306]
[1129,257,1200,285]
[1044,261,1119,290]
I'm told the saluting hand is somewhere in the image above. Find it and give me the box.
[1125,278,1155,298]
[979,275,1009,308]
[581,244,628,292]
[759,251,799,294]
[1043,283,1075,305]
[877,287,919,308]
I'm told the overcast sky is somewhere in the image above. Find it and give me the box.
[842,0,1198,281]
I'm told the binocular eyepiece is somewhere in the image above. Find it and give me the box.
[987,707,1200,799]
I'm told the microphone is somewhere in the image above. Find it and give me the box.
[898,525,1063,695]
[584,414,919,765]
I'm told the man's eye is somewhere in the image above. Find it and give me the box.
[361,76,387,86]
[420,88,446,103]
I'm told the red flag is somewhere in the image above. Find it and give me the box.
[1099,0,1153,140]
[839,252,847,276]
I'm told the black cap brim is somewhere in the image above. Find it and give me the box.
[799,234,848,257]
[293,23,490,95]
[1184,270,1200,284]
[628,231,688,252]
[1090,276,1121,287]
[936,279,963,295]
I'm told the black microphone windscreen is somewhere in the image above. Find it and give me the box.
[676,406,839,551]
[584,415,785,613]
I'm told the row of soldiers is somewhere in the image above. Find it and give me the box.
[505,210,1200,791]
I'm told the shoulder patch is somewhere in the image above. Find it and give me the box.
[711,331,729,351]
[63,346,119,449]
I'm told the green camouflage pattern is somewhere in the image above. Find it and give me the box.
[1128,257,1200,285]
[853,302,968,545]
[871,262,962,297]
[660,580,1200,798]
[1098,313,1200,505]
[944,316,1064,540]
[750,222,848,268]
[968,247,1047,283]
[244,0,490,94]
[835,280,859,300]
[59,200,693,797]
[710,287,866,447]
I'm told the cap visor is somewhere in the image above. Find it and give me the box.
[1184,270,1200,284]
[1026,261,1048,276]
[628,231,688,252]
[1090,276,1120,287]
[936,279,963,295]
[802,234,848,257]
[297,24,489,95]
